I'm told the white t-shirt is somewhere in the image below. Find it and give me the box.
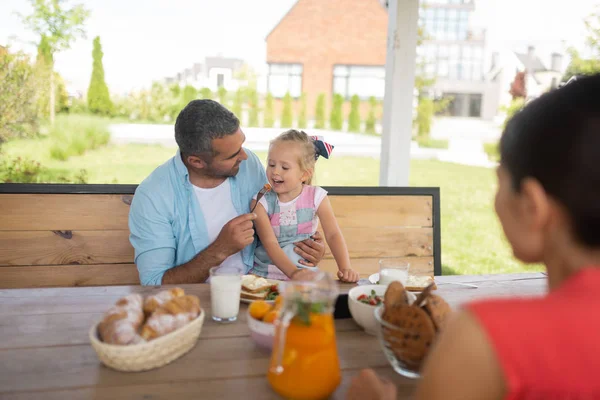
[193,179,244,274]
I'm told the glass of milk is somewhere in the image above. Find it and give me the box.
[209,267,242,323]
[379,259,410,286]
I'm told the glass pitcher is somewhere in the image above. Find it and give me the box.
[267,272,341,400]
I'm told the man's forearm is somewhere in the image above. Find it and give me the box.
[161,244,227,284]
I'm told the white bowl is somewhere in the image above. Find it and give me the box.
[348,285,388,335]
[246,309,276,349]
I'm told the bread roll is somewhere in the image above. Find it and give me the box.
[140,295,201,341]
[98,294,145,345]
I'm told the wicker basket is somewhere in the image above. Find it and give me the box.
[89,309,205,372]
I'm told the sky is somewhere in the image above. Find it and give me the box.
[1,0,597,94]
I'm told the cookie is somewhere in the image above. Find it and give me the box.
[414,282,436,307]
[384,281,408,308]
[382,304,436,367]
[422,294,452,332]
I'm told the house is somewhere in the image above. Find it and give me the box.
[489,46,564,111]
[165,56,245,92]
[266,0,500,120]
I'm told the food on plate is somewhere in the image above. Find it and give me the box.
[357,290,383,306]
[381,281,451,369]
[143,287,185,315]
[140,295,201,341]
[98,293,145,345]
[405,275,437,292]
[241,275,280,301]
[97,288,201,345]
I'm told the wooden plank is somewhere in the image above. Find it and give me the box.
[0,330,390,393]
[323,227,433,259]
[0,264,139,289]
[320,257,434,278]
[0,366,417,399]
[0,310,360,350]
[0,231,134,266]
[330,196,433,228]
[0,194,132,231]
[0,194,432,232]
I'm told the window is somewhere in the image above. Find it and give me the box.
[333,65,385,100]
[267,63,303,98]
[420,5,470,41]
[438,92,482,117]
[217,74,224,88]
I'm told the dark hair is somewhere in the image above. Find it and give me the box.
[500,73,600,246]
[174,99,239,156]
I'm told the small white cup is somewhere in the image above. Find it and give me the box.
[209,267,242,323]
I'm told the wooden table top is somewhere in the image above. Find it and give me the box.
[0,273,547,400]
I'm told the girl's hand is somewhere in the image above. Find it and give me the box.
[337,268,359,283]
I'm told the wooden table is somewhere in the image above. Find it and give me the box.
[0,273,547,399]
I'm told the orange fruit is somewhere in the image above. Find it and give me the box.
[249,300,272,321]
[262,309,279,324]
[274,295,283,309]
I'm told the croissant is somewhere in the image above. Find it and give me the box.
[143,287,185,315]
[140,295,201,341]
[98,294,145,345]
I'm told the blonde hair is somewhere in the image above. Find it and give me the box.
[269,129,317,185]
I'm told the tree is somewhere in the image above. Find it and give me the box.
[298,93,307,129]
[330,94,344,131]
[348,94,361,132]
[199,87,212,100]
[87,36,113,115]
[365,96,378,134]
[314,93,326,129]
[281,92,293,128]
[218,86,228,106]
[232,88,244,122]
[563,9,600,81]
[247,89,260,127]
[0,49,39,143]
[20,0,90,125]
[509,71,527,99]
[264,93,275,128]
[182,85,197,105]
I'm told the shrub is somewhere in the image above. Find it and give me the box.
[199,87,212,99]
[314,94,326,129]
[298,93,307,129]
[48,115,110,161]
[247,89,260,127]
[218,86,228,106]
[264,93,275,128]
[330,94,344,130]
[232,88,244,121]
[365,96,378,134]
[281,92,293,128]
[0,154,88,183]
[348,94,361,132]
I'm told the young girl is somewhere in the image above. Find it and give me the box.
[249,130,359,283]
[347,73,600,399]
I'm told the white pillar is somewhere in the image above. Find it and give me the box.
[379,0,420,186]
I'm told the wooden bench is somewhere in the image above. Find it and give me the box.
[0,184,441,288]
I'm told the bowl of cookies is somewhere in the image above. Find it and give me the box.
[89,288,205,372]
[374,281,451,379]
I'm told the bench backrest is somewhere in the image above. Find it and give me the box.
[0,184,441,288]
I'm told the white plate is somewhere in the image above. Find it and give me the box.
[240,297,275,305]
[368,273,380,284]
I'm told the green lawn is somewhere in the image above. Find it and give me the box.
[2,136,540,276]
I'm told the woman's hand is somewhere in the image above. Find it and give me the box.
[347,369,396,400]
[294,231,326,267]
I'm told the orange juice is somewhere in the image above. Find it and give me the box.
[268,313,341,400]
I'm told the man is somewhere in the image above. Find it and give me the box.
[129,100,325,285]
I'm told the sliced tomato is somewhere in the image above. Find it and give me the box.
[357,294,368,301]
[369,299,378,306]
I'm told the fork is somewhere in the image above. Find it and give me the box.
[250,184,272,213]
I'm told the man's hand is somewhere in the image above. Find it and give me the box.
[346,369,396,400]
[294,231,326,267]
[337,268,360,283]
[212,213,256,259]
